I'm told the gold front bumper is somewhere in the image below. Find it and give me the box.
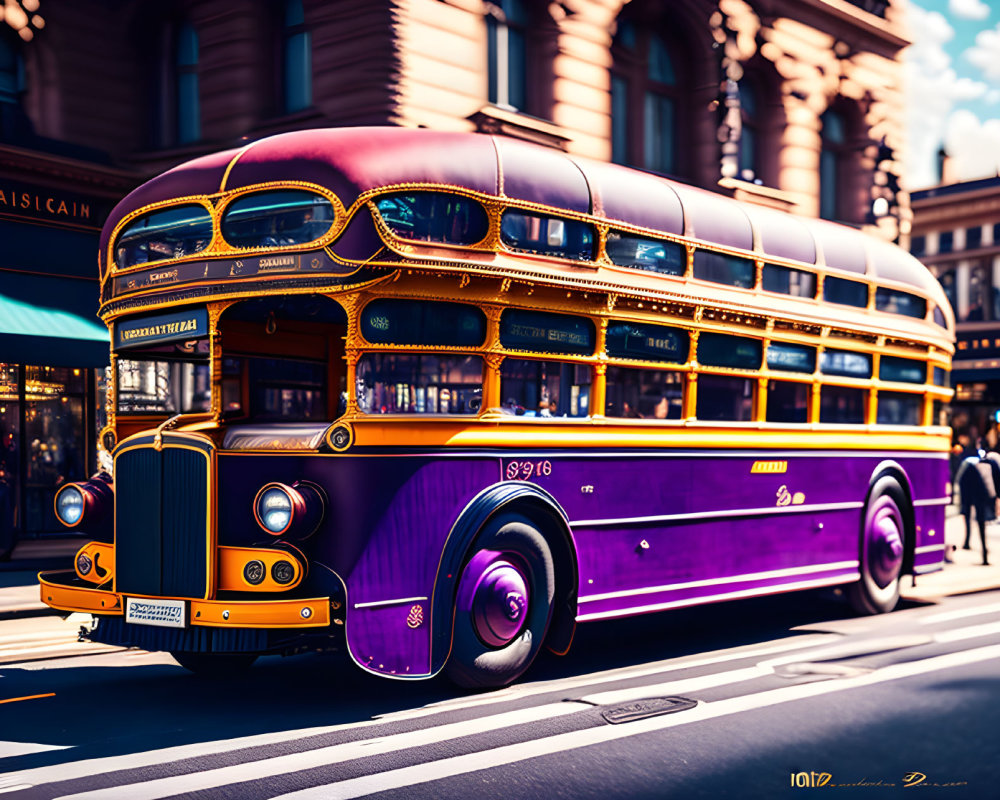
[38,571,331,628]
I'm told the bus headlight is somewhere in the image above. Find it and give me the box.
[54,475,113,541]
[253,481,325,539]
[55,486,84,526]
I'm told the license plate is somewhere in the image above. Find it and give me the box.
[125,597,187,628]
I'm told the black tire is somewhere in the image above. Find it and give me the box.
[848,477,908,615]
[445,513,555,689]
[171,651,258,677]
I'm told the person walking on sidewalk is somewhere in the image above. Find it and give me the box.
[955,450,999,565]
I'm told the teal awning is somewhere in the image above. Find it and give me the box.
[0,272,108,367]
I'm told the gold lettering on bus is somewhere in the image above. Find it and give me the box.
[751,460,788,474]
[258,256,297,272]
[119,317,199,342]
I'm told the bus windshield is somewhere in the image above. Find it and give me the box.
[116,339,211,415]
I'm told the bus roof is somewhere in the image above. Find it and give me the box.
[100,127,946,313]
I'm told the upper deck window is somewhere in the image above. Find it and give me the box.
[697,332,762,370]
[761,265,816,298]
[500,309,595,355]
[824,276,868,308]
[500,210,595,260]
[360,299,486,347]
[820,349,872,378]
[375,192,488,246]
[875,287,927,319]
[932,305,947,328]
[767,342,816,373]
[879,356,925,384]
[115,205,213,270]
[606,232,685,275]
[221,190,335,249]
[692,250,754,289]
[606,321,689,363]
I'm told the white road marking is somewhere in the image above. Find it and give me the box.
[935,621,1000,643]
[920,601,1000,626]
[0,741,70,758]
[5,636,831,792]
[266,645,1000,800]
[51,704,587,800]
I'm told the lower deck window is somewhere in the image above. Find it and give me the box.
[605,366,683,419]
[766,381,809,423]
[500,359,590,417]
[222,356,327,421]
[356,354,483,414]
[696,374,754,421]
[118,358,210,414]
[876,391,923,425]
[820,385,866,424]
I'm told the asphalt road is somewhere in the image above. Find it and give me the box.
[0,586,997,799]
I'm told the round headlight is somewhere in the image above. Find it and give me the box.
[55,486,84,526]
[257,487,293,534]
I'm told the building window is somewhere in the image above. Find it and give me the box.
[0,30,24,106]
[910,235,926,257]
[939,230,953,254]
[283,0,312,113]
[487,0,528,111]
[738,79,758,181]
[611,15,686,176]
[176,23,200,144]
[820,109,847,221]
[966,226,982,251]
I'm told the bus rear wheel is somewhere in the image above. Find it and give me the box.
[445,513,555,689]
[171,651,258,677]
[848,477,907,615]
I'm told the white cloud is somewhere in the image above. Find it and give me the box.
[950,0,991,21]
[943,109,1000,181]
[903,6,989,187]
[966,25,1000,84]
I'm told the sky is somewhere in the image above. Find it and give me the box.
[905,0,1000,189]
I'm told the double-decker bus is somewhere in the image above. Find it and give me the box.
[42,127,954,687]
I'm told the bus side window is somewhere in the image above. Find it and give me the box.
[819,385,866,424]
[766,381,810,423]
[692,250,754,289]
[356,353,483,415]
[876,391,922,425]
[499,359,590,418]
[604,366,683,419]
[695,374,755,421]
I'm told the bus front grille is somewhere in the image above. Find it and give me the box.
[115,440,211,599]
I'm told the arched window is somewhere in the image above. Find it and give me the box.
[283,0,312,113]
[820,109,847,221]
[611,16,686,177]
[176,23,200,144]
[487,0,528,111]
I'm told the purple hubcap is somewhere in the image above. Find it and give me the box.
[867,499,904,590]
[463,551,530,648]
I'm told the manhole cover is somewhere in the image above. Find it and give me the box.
[601,696,697,725]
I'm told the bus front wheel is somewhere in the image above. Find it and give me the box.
[848,477,907,615]
[445,513,555,689]
[171,651,258,677]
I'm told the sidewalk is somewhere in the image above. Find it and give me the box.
[0,512,998,621]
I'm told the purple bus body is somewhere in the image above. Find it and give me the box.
[217,449,948,679]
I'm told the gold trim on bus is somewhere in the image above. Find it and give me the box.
[38,573,331,629]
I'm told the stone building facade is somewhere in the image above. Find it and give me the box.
[0,0,911,540]
[910,178,1000,441]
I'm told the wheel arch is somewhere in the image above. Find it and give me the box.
[429,481,578,676]
[866,460,916,576]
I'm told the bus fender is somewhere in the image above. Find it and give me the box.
[429,481,578,676]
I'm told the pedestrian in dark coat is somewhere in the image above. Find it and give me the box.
[955,453,999,566]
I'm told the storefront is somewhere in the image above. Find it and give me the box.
[0,167,129,554]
